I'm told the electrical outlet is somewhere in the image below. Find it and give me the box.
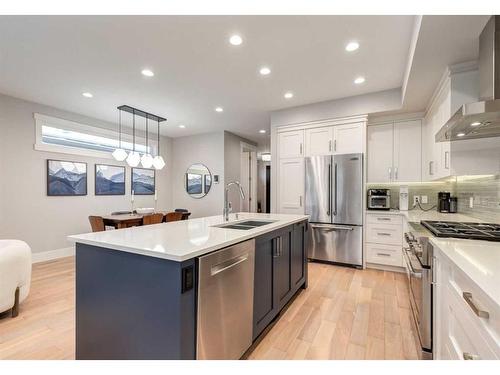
[421,195,428,204]
[413,196,420,206]
[469,197,474,208]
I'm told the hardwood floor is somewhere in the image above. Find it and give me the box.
[0,257,418,360]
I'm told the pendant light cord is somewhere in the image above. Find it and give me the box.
[118,109,122,148]
[157,119,160,157]
[145,117,149,154]
[132,109,136,152]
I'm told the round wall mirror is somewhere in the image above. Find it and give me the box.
[185,163,212,199]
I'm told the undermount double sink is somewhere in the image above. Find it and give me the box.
[213,220,277,230]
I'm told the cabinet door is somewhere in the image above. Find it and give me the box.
[367,123,394,183]
[278,158,304,214]
[333,122,363,154]
[278,130,304,158]
[274,226,293,311]
[393,120,422,182]
[305,127,333,156]
[253,231,279,340]
[291,221,307,290]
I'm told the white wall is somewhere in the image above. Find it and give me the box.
[0,93,173,255]
[171,132,225,218]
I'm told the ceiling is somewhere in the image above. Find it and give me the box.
[402,15,490,111]
[0,15,415,144]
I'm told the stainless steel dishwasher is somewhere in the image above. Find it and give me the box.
[197,239,255,360]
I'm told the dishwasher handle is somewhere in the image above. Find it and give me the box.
[211,254,249,276]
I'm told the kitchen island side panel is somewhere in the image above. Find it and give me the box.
[75,243,196,360]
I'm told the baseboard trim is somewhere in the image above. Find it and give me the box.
[32,246,75,264]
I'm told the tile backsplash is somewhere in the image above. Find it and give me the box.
[366,181,455,210]
[367,174,500,223]
[456,175,500,223]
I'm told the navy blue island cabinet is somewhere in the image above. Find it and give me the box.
[75,219,308,360]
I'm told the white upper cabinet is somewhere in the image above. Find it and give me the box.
[367,123,394,183]
[305,127,333,156]
[278,130,304,158]
[278,158,305,214]
[393,120,422,182]
[367,120,422,183]
[422,66,479,181]
[305,122,363,156]
[333,122,363,154]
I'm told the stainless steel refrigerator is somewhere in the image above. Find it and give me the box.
[305,153,363,267]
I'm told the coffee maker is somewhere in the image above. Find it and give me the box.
[437,192,451,213]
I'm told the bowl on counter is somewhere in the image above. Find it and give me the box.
[135,208,155,215]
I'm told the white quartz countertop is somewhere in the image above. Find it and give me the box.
[366,209,484,224]
[431,237,500,308]
[68,213,309,262]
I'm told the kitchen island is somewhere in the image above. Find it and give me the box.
[68,213,309,360]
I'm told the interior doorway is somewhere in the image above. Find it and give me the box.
[240,142,257,212]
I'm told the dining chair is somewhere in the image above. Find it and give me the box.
[142,213,164,226]
[165,212,184,222]
[88,216,105,232]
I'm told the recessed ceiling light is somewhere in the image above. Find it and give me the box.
[470,121,481,127]
[457,132,465,137]
[345,41,360,52]
[284,92,294,99]
[179,124,186,129]
[229,35,243,46]
[82,92,93,98]
[259,129,266,134]
[215,107,224,113]
[259,67,271,76]
[354,76,365,84]
[141,69,154,77]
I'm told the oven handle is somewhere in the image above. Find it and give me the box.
[403,248,422,277]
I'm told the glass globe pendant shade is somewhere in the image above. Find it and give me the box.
[152,155,165,170]
[141,153,154,168]
[126,151,141,167]
[112,148,128,162]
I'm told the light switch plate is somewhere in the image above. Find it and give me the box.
[413,196,419,205]
[421,195,428,204]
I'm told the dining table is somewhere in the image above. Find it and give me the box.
[102,211,191,229]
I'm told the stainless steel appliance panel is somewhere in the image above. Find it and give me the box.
[305,156,332,223]
[308,223,362,266]
[197,239,255,359]
[333,154,363,225]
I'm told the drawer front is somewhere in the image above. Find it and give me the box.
[444,283,498,360]
[366,214,402,226]
[366,224,402,245]
[448,265,500,354]
[366,243,402,267]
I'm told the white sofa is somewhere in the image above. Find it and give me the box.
[0,240,31,317]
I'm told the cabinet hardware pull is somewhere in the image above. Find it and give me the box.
[334,139,337,152]
[394,167,398,180]
[377,232,391,236]
[388,167,392,181]
[329,139,332,152]
[429,161,434,175]
[211,255,248,276]
[300,143,303,155]
[377,253,391,257]
[299,195,302,207]
[327,164,331,215]
[274,238,280,257]
[445,151,450,169]
[462,292,489,319]
[463,352,480,360]
[377,217,391,221]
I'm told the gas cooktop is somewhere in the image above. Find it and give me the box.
[421,220,500,242]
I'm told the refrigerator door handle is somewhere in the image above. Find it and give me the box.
[310,223,354,231]
[327,164,331,216]
[333,163,338,216]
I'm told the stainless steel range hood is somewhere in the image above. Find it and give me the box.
[436,16,500,142]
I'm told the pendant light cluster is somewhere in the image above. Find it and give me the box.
[113,105,166,170]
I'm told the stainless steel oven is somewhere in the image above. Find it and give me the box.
[403,229,434,359]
